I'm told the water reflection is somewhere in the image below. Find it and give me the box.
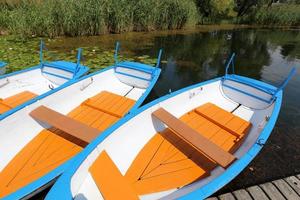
[118,28,300,193]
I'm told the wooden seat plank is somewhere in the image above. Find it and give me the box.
[30,106,100,146]
[90,151,139,200]
[152,108,236,168]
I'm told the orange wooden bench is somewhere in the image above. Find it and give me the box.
[0,91,37,114]
[90,151,139,200]
[152,108,237,168]
[195,103,251,139]
[125,103,251,194]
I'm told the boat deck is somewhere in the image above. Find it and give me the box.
[207,174,300,200]
[0,91,135,198]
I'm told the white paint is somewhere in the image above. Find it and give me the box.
[70,79,277,200]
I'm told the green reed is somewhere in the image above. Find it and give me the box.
[0,0,199,37]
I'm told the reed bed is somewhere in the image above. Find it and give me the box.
[0,0,199,37]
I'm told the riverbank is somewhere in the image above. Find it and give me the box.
[1,1,300,38]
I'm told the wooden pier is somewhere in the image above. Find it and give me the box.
[207,174,300,200]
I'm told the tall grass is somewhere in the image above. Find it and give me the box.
[0,0,199,37]
[238,4,300,26]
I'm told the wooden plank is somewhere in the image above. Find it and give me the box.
[152,108,236,168]
[89,151,139,200]
[206,197,218,200]
[272,179,300,200]
[247,186,269,200]
[219,193,235,200]
[285,176,300,196]
[233,189,252,200]
[297,174,300,180]
[30,106,100,146]
[260,182,285,200]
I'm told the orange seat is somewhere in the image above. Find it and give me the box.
[0,91,37,114]
[125,103,251,194]
[195,103,251,139]
[0,91,135,198]
[82,91,136,118]
[90,151,139,200]
[0,100,11,114]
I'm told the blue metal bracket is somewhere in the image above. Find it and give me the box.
[74,48,82,76]
[225,53,236,76]
[0,61,7,68]
[272,67,296,99]
[40,40,44,65]
[155,49,163,68]
[114,41,120,66]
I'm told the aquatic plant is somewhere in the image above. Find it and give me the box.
[0,36,159,73]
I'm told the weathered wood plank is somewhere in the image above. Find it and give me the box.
[260,182,285,200]
[206,197,219,200]
[285,176,300,196]
[259,182,285,200]
[297,174,300,181]
[247,186,269,200]
[272,179,300,200]
[233,189,252,200]
[219,193,236,200]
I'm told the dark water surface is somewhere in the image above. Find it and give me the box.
[4,26,300,198]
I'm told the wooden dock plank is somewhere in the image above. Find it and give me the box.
[285,176,300,196]
[247,186,269,200]
[206,197,219,200]
[272,179,300,200]
[233,189,252,200]
[219,193,236,200]
[260,182,285,200]
[297,174,300,180]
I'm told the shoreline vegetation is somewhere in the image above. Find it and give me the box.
[0,0,300,38]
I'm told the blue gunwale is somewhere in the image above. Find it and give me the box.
[3,63,161,200]
[0,62,88,120]
[45,75,282,200]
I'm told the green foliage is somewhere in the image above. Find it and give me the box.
[239,4,300,26]
[0,0,199,37]
[196,0,236,23]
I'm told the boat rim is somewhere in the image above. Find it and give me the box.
[45,75,282,200]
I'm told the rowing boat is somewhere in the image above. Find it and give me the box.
[46,54,295,200]
[0,42,162,199]
[0,41,88,119]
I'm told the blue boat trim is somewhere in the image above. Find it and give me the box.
[222,82,272,103]
[0,61,7,68]
[3,62,161,199]
[41,71,71,80]
[225,75,276,94]
[0,41,89,119]
[45,75,282,200]
[115,70,152,81]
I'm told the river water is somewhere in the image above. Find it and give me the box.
[1,25,300,197]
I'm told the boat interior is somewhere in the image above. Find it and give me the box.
[0,59,159,198]
[0,43,87,116]
[69,77,278,200]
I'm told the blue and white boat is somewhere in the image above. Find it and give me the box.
[46,54,295,200]
[0,42,162,199]
[0,41,88,119]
